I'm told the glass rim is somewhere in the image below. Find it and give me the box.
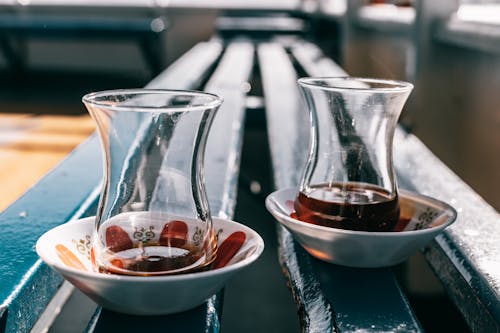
[298,76,414,93]
[82,89,223,113]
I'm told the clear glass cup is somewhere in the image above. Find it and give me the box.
[83,89,222,276]
[295,77,413,232]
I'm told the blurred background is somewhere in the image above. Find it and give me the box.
[0,0,498,332]
[1,0,498,212]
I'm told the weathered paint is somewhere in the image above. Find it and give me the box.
[0,306,7,332]
[0,135,101,333]
[395,128,500,331]
[86,293,223,333]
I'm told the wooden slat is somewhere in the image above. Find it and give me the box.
[85,40,254,332]
[259,42,336,333]
[0,305,7,332]
[258,43,310,188]
[146,40,223,90]
[204,40,254,218]
[86,293,223,332]
[394,129,500,332]
[259,41,423,333]
[29,282,75,333]
[290,40,347,77]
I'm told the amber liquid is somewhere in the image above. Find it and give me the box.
[99,241,205,276]
[294,183,400,232]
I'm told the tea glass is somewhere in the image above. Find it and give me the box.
[295,77,413,232]
[83,89,222,276]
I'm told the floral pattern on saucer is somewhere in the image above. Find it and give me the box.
[55,219,248,273]
[37,216,264,315]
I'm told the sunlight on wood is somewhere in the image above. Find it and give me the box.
[0,114,95,211]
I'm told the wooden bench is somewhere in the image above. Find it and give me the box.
[259,38,500,332]
[1,34,499,332]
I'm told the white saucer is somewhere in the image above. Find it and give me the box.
[266,188,456,268]
[36,217,264,315]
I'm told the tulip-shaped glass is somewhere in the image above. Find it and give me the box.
[83,89,222,275]
[295,77,413,232]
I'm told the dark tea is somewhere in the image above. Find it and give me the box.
[99,241,205,276]
[97,217,217,276]
[293,183,400,232]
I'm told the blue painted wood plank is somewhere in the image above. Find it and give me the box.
[277,230,337,332]
[0,135,102,333]
[259,41,423,333]
[310,259,421,332]
[86,292,223,332]
[204,40,254,218]
[0,307,7,332]
[394,129,500,332]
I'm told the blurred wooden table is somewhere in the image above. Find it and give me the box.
[0,113,95,211]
